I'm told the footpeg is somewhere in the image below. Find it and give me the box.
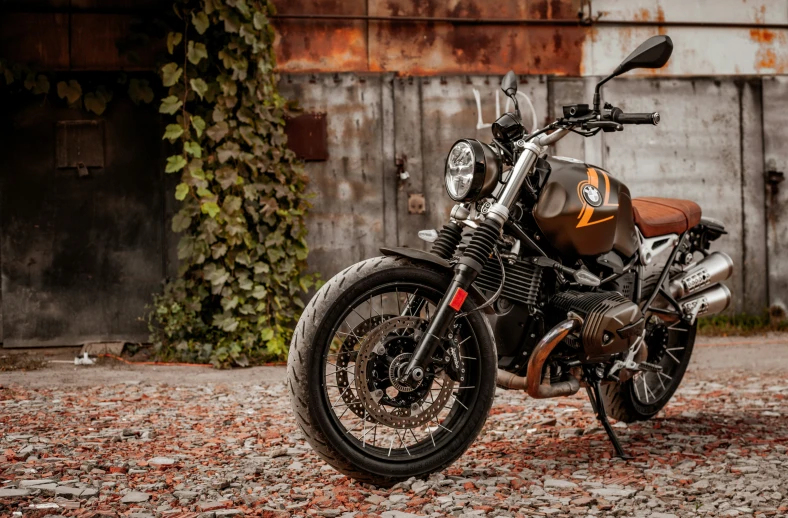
[638,361,662,372]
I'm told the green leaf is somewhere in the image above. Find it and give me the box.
[252,285,268,299]
[191,115,206,137]
[159,95,183,115]
[192,11,210,34]
[172,210,192,232]
[83,92,107,115]
[163,124,184,141]
[206,121,229,142]
[184,141,202,158]
[260,327,274,341]
[167,32,183,54]
[190,78,208,99]
[25,74,50,95]
[253,11,267,30]
[175,183,190,201]
[238,277,253,291]
[187,42,208,65]
[128,78,154,104]
[201,201,221,218]
[165,155,187,173]
[56,80,82,105]
[161,63,183,87]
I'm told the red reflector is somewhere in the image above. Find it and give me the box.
[448,287,468,311]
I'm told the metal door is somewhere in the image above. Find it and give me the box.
[0,96,165,347]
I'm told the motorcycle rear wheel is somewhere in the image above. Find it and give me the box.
[287,256,497,486]
[601,320,696,423]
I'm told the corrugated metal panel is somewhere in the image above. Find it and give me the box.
[598,79,752,312]
[0,13,69,70]
[273,0,369,73]
[763,77,788,312]
[366,0,584,75]
[278,74,392,279]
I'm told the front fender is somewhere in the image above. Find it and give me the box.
[379,246,494,315]
[379,246,451,269]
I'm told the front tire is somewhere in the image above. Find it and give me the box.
[287,256,497,486]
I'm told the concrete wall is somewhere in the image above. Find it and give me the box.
[283,74,784,314]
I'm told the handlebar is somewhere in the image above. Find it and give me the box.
[610,108,660,125]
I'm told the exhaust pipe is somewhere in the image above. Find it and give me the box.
[669,252,734,299]
[497,316,582,398]
[679,283,732,317]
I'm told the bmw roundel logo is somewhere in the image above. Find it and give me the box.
[582,185,603,207]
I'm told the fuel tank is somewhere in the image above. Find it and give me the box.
[533,157,638,258]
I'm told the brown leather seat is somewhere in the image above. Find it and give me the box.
[631,197,702,237]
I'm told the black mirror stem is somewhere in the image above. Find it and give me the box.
[593,70,618,113]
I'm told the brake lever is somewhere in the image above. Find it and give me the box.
[584,120,623,132]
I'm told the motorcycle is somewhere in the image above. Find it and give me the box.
[287,35,733,486]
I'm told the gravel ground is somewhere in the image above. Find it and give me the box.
[1,339,787,517]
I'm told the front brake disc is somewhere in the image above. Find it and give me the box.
[354,316,455,430]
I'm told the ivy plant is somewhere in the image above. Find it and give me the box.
[0,59,156,115]
[149,0,317,367]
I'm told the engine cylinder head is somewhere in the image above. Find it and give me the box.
[669,251,734,299]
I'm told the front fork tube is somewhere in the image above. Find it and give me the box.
[402,263,480,383]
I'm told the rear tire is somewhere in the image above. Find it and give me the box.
[287,256,497,486]
[602,321,696,423]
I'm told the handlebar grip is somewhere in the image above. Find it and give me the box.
[613,111,660,125]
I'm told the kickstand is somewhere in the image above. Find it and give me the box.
[588,378,632,460]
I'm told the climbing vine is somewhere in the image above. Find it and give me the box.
[0,0,314,367]
[149,0,317,367]
[0,59,155,114]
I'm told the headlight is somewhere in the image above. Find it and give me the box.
[444,139,501,202]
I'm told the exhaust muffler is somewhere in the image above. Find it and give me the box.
[669,251,734,299]
[678,283,732,317]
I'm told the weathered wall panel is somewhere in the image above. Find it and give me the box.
[70,14,156,71]
[272,0,369,73]
[0,97,165,347]
[763,77,788,311]
[598,79,746,311]
[278,74,388,279]
[0,13,69,70]
[740,80,769,312]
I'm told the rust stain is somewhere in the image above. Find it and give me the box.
[750,28,775,44]
[751,28,788,73]
[272,0,368,73]
[273,0,586,75]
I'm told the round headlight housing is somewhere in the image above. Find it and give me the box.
[444,139,501,202]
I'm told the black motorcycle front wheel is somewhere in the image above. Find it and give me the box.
[287,256,497,486]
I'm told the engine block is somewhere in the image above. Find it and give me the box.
[550,291,644,363]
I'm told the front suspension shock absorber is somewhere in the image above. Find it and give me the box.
[431,221,464,260]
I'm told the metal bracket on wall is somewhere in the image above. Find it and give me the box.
[396,155,410,182]
[56,120,104,177]
[408,193,425,214]
[767,170,784,196]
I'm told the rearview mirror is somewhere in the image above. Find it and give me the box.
[501,71,517,97]
[593,35,673,112]
[614,35,673,76]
